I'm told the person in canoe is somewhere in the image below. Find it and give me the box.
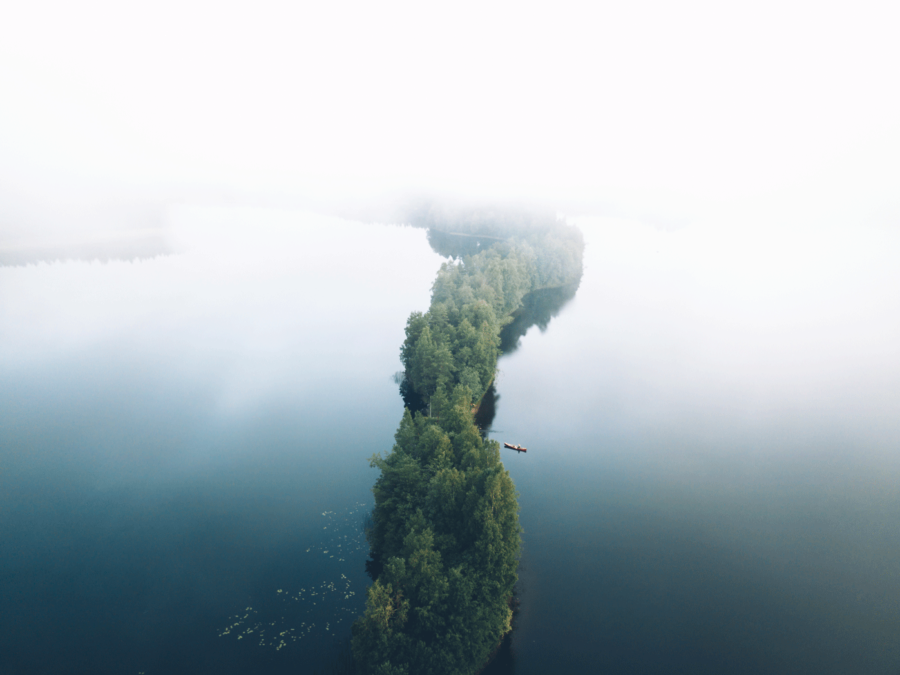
[503,442,527,453]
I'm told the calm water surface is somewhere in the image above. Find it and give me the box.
[2,209,899,674]
[0,210,445,674]
[488,217,900,675]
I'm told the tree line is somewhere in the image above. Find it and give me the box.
[351,208,584,675]
[401,206,584,409]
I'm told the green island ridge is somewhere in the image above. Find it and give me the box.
[351,206,584,675]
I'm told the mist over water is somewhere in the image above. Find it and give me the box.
[3,208,897,674]
[0,213,446,674]
[485,218,900,674]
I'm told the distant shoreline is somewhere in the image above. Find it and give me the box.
[0,228,171,266]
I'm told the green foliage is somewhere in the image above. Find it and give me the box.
[400,212,584,408]
[353,209,584,675]
[354,389,520,675]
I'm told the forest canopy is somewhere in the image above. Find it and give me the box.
[351,207,584,675]
[400,205,584,409]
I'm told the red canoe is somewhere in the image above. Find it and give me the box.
[503,442,527,453]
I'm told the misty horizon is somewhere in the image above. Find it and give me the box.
[2,2,900,674]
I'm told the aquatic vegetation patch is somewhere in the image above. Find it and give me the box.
[218,503,370,652]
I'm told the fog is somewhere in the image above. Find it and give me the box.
[3,8,900,669]
[2,0,899,238]
[4,0,899,462]
[567,217,900,432]
[0,211,445,406]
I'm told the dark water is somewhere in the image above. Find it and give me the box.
[485,218,900,675]
[0,212,445,675]
[2,210,899,674]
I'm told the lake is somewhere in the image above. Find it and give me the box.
[1,207,899,674]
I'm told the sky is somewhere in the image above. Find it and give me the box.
[1,0,899,230]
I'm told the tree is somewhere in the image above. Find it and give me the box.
[356,207,583,675]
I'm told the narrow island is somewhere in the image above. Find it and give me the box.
[351,205,584,675]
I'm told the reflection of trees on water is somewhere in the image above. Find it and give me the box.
[1,203,170,266]
[395,251,580,433]
[480,621,517,675]
[473,382,499,431]
[499,281,580,355]
[426,228,503,259]
[396,372,427,416]
[399,369,499,433]
[0,233,172,266]
[399,278,580,434]
[471,281,579,435]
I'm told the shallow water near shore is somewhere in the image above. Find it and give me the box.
[2,210,899,674]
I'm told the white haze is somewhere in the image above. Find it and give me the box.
[1,0,899,393]
[0,211,446,419]
[1,0,898,217]
[572,216,900,421]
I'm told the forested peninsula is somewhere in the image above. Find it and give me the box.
[351,206,584,675]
